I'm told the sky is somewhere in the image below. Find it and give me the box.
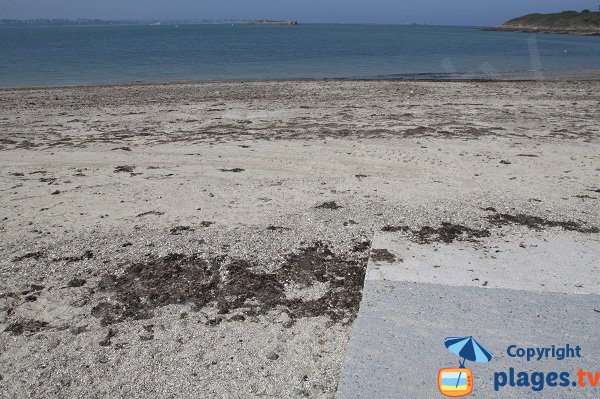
[1,0,598,26]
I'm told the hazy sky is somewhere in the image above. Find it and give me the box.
[1,0,597,25]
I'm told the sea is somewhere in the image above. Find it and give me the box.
[1,24,599,87]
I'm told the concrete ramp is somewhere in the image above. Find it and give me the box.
[336,232,600,398]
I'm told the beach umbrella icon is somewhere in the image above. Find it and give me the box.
[440,336,493,397]
[445,336,493,367]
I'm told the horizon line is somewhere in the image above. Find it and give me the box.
[0,18,497,27]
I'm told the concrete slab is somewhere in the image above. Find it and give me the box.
[368,232,600,294]
[337,232,600,398]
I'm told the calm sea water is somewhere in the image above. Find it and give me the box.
[1,24,599,87]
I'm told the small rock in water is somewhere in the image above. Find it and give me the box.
[266,351,279,361]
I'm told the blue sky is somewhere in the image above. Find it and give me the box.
[1,0,597,25]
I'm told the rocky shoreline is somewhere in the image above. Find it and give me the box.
[483,26,600,36]
[487,10,600,36]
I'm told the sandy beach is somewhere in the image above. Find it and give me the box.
[0,79,599,398]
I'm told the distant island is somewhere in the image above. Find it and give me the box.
[247,20,298,26]
[487,10,600,36]
[0,18,299,28]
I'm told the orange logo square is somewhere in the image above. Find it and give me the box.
[438,368,473,397]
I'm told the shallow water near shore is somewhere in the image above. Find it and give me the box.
[2,24,600,87]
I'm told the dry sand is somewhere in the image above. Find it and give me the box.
[0,80,599,398]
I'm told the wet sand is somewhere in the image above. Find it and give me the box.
[0,80,599,398]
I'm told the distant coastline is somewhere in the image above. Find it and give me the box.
[246,20,298,26]
[485,10,600,36]
[0,18,299,27]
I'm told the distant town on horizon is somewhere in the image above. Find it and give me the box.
[1,9,599,29]
[0,18,300,27]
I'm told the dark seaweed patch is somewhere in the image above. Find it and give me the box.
[91,254,220,326]
[277,242,367,323]
[12,251,45,262]
[266,225,290,231]
[137,210,164,217]
[219,168,245,173]
[170,226,195,235]
[216,260,284,315]
[91,242,368,326]
[352,240,371,253]
[381,225,410,233]
[383,222,490,244]
[315,201,343,210]
[4,319,49,336]
[370,249,397,263]
[54,250,94,263]
[114,165,135,173]
[20,285,44,296]
[413,223,491,243]
[488,213,598,233]
[99,328,117,346]
[68,278,87,288]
